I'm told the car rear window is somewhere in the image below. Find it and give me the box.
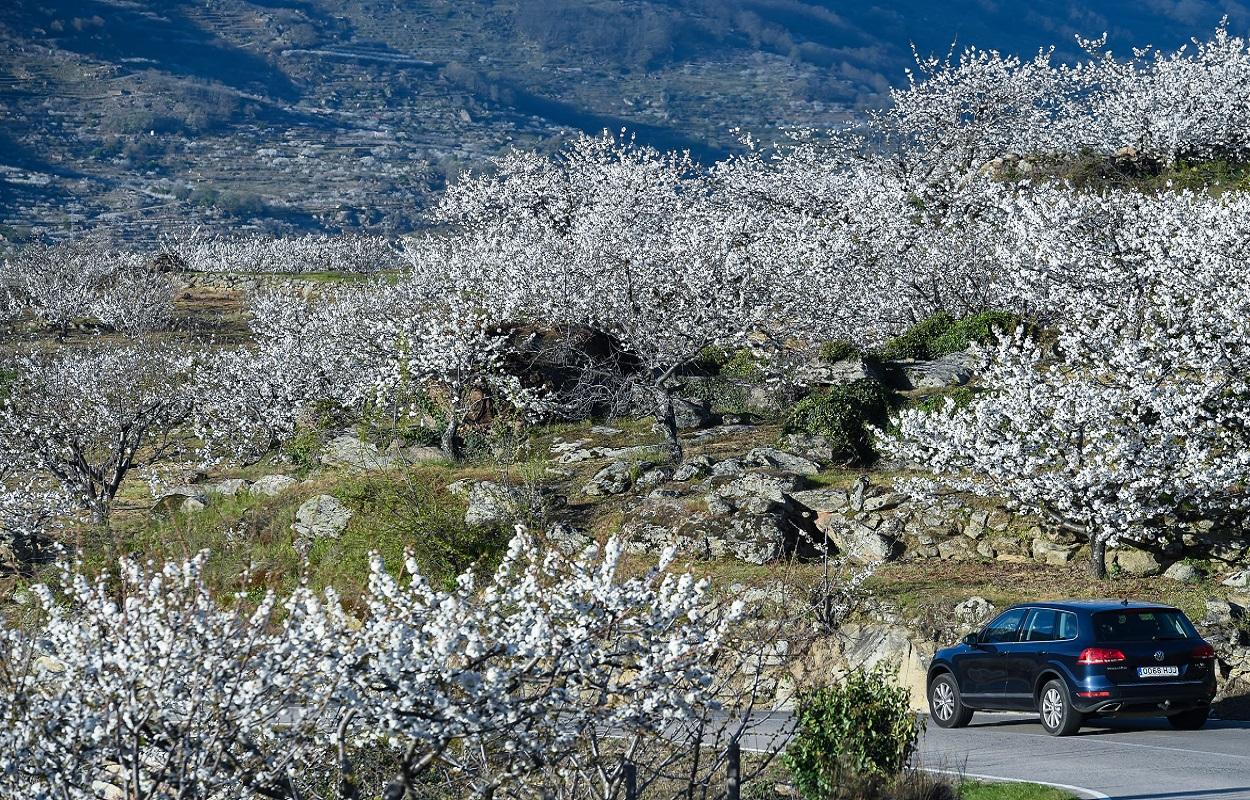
[1093,609,1196,642]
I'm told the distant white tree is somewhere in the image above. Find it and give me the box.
[378,273,547,460]
[195,285,394,462]
[167,232,403,274]
[3,239,174,338]
[429,133,789,460]
[0,343,193,522]
[871,43,1073,183]
[1075,21,1250,163]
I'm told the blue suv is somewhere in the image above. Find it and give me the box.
[926,600,1217,736]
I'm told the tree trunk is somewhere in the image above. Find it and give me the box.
[653,386,683,464]
[1089,536,1108,580]
[440,410,462,461]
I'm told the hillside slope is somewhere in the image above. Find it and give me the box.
[1,0,1243,239]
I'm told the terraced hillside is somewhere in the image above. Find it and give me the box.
[1,0,1244,240]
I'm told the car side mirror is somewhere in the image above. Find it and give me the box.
[962,633,980,647]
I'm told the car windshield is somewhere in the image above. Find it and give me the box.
[1093,609,1196,642]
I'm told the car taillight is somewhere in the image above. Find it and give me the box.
[1077,647,1127,665]
[1076,690,1112,698]
[1192,643,1216,660]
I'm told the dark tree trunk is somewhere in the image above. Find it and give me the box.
[1089,537,1108,580]
[653,386,683,464]
[440,410,462,461]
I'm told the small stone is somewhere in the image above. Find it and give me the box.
[673,456,714,481]
[964,510,989,540]
[1204,599,1244,626]
[1032,537,1079,565]
[250,474,298,497]
[545,522,594,555]
[402,445,444,464]
[833,523,900,563]
[744,447,820,476]
[1163,562,1201,584]
[292,494,352,549]
[319,435,393,471]
[711,472,803,505]
[1223,569,1250,589]
[937,537,974,561]
[211,478,251,497]
[635,467,673,491]
[1113,548,1164,577]
[789,488,851,513]
[449,480,526,526]
[863,493,905,513]
[584,460,650,496]
[710,458,745,477]
[955,596,995,625]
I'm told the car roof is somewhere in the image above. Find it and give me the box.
[1005,599,1179,614]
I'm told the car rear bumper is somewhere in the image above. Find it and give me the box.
[1074,683,1216,715]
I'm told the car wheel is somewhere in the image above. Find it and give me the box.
[928,673,973,728]
[1039,679,1083,736]
[1167,708,1210,730]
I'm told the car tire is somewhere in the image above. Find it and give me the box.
[1167,708,1210,730]
[928,673,973,728]
[1039,679,1083,736]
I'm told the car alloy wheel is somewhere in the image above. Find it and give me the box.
[1039,679,1083,736]
[1042,686,1064,730]
[929,674,972,728]
[933,681,956,722]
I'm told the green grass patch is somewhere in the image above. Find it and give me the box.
[64,466,508,607]
[960,780,1076,800]
[865,560,1220,624]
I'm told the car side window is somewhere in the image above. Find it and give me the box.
[1056,611,1077,640]
[981,608,1027,644]
[1024,609,1058,642]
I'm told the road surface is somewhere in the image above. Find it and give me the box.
[917,711,1250,799]
[738,711,1250,799]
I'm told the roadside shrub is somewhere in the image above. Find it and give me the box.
[784,379,890,464]
[783,665,923,800]
[876,311,1017,361]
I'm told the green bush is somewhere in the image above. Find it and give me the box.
[721,348,767,381]
[875,311,1017,362]
[819,339,861,364]
[784,379,890,465]
[916,387,977,415]
[0,367,17,402]
[784,666,923,800]
[695,344,734,372]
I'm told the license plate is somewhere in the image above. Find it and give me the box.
[1137,666,1180,678]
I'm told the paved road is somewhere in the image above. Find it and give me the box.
[738,711,1250,800]
[916,711,1250,799]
